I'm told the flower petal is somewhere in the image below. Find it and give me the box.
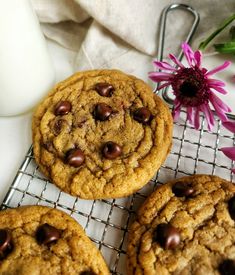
[210,86,228,95]
[148,72,172,82]
[194,50,202,67]
[182,42,195,67]
[169,54,184,68]
[186,107,200,129]
[201,104,215,131]
[174,98,181,107]
[222,120,235,133]
[157,82,172,90]
[186,107,193,124]
[209,104,227,121]
[172,100,182,121]
[209,93,232,113]
[194,108,200,130]
[221,147,235,160]
[207,79,226,87]
[173,108,181,121]
[153,61,176,71]
[205,61,231,76]
[232,168,235,173]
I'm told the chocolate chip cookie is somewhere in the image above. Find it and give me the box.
[0,206,109,274]
[32,69,173,199]
[127,175,235,275]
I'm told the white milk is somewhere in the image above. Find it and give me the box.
[0,0,55,116]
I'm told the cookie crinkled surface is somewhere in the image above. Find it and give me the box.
[127,175,235,275]
[0,205,109,275]
[32,69,173,199]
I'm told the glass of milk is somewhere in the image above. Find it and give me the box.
[0,0,55,116]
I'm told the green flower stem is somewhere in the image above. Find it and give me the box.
[199,13,235,50]
[230,26,235,41]
[214,41,235,54]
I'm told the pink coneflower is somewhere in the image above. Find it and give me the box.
[149,42,232,131]
[221,121,235,173]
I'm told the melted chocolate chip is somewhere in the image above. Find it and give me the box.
[65,148,85,167]
[54,101,71,116]
[228,196,235,220]
[219,259,235,275]
[36,224,60,245]
[43,141,54,152]
[80,271,96,275]
[94,103,112,121]
[172,182,195,197]
[0,229,13,259]
[95,83,114,97]
[133,107,151,124]
[102,141,122,159]
[154,223,180,249]
[53,119,66,135]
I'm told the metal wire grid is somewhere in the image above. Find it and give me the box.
[0,110,234,274]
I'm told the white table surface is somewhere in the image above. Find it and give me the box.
[0,39,234,205]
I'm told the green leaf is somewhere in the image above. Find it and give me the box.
[199,13,235,50]
[214,41,235,53]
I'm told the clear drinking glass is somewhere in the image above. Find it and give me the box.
[0,0,55,116]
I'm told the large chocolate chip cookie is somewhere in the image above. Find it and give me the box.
[127,175,235,274]
[32,70,172,199]
[0,206,109,274]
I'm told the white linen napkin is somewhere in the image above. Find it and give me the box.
[32,0,235,83]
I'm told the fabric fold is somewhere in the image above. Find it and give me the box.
[31,0,235,81]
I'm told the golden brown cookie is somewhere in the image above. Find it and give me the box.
[127,175,235,275]
[32,69,172,199]
[0,206,109,275]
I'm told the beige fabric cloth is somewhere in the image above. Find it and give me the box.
[32,0,235,85]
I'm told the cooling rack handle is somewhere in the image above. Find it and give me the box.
[155,3,200,103]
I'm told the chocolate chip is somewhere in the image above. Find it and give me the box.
[54,101,71,116]
[94,103,112,121]
[0,229,13,259]
[154,223,180,249]
[43,141,54,152]
[133,107,151,124]
[172,182,195,197]
[95,83,114,97]
[219,259,235,275]
[65,148,85,167]
[80,271,96,275]
[53,119,66,135]
[102,141,122,159]
[228,196,235,220]
[36,224,60,245]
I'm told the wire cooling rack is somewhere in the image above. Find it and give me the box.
[1,110,235,274]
